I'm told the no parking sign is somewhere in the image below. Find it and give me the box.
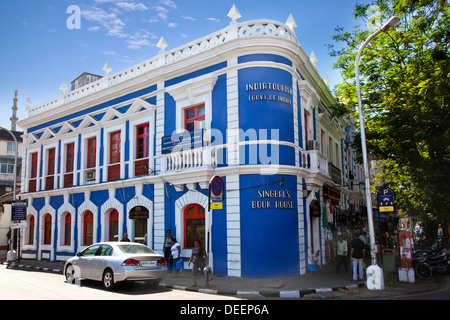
[209,176,224,210]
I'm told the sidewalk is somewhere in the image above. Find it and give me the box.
[2,258,444,299]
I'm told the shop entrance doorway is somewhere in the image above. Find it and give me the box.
[129,206,149,244]
[310,201,321,265]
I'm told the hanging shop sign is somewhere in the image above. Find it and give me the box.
[323,186,340,202]
[378,189,395,213]
[129,206,149,219]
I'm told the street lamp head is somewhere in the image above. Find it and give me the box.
[381,16,400,31]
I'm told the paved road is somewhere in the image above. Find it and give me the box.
[0,264,241,300]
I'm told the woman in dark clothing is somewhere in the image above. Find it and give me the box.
[188,240,208,287]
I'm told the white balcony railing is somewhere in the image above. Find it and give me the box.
[302,150,328,176]
[161,147,217,173]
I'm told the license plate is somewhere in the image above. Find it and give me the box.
[140,261,157,267]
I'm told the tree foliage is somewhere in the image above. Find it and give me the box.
[329,0,449,242]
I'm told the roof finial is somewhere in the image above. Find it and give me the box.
[59,81,69,94]
[156,36,168,52]
[103,62,112,75]
[227,4,241,24]
[323,73,330,85]
[309,51,318,65]
[286,14,297,31]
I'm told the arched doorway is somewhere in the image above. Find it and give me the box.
[129,206,149,244]
[184,204,205,249]
[309,200,321,265]
[109,209,119,241]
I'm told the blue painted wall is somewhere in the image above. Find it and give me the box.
[239,174,299,277]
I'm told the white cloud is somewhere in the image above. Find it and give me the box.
[126,30,157,50]
[116,2,148,11]
[167,22,177,28]
[182,15,196,21]
[82,7,126,38]
[205,17,220,23]
[159,0,177,9]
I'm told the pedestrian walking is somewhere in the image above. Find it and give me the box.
[335,234,348,273]
[351,231,366,281]
[170,238,182,277]
[188,240,208,287]
[163,229,175,273]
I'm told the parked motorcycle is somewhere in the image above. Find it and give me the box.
[414,248,450,280]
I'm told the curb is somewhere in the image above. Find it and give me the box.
[4,262,63,275]
[158,282,366,298]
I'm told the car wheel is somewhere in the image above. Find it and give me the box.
[65,264,76,284]
[102,269,115,290]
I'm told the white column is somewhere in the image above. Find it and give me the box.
[226,175,241,277]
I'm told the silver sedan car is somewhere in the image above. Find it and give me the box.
[64,242,167,290]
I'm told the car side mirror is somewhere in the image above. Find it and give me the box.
[76,252,82,257]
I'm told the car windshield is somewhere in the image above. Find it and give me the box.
[116,244,157,255]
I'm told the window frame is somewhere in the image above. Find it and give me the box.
[86,137,96,169]
[43,213,52,245]
[136,123,150,159]
[64,212,72,246]
[184,104,205,132]
[28,215,35,245]
[83,211,94,246]
[109,130,121,165]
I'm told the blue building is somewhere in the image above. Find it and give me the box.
[18,12,366,277]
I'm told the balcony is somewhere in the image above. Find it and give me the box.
[134,158,150,177]
[328,163,342,185]
[64,173,74,188]
[302,150,328,175]
[108,164,120,181]
[28,179,36,192]
[161,147,216,173]
[45,176,54,190]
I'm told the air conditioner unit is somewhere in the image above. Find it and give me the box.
[308,140,320,151]
[86,169,96,181]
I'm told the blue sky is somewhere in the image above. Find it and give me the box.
[0,0,369,130]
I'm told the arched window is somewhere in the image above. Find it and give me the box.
[83,211,94,246]
[109,209,119,241]
[28,215,35,245]
[43,214,52,245]
[184,204,205,248]
[64,213,71,245]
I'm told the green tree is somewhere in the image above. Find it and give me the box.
[329,0,450,246]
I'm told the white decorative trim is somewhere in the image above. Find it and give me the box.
[56,194,76,253]
[226,175,241,277]
[174,190,209,249]
[77,192,99,250]
[100,188,123,242]
[165,72,218,134]
[126,184,154,245]
[38,197,56,260]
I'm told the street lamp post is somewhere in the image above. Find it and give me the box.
[355,16,399,287]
